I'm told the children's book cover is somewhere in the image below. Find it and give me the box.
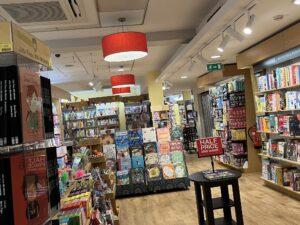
[171,151,184,164]
[156,128,171,142]
[159,154,171,164]
[101,129,115,145]
[145,153,159,166]
[169,140,184,152]
[117,170,130,186]
[174,162,187,178]
[162,163,176,180]
[131,156,145,169]
[144,142,157,154]
[130,143,144,157]
[142,127,157,143]
[131,168,145,184]
[158,142,170,154]
[146,165,161,181]
[103,144,116,159]
[120,157,132,171]
[19,68,44,143]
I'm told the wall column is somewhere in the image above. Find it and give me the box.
[147,72,165,107]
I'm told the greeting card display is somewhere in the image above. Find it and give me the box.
[142,127,157,143]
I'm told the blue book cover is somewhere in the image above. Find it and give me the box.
[132,156,145,168]
[120,156,132,171]
[128,129,143,145]
[269,115,276,132]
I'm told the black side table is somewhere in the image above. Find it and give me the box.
[189,169,244,225]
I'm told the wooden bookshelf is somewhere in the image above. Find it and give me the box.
[256,108,300,114]
[255,83,300,95]
[256,131,300,138]
[258,153,300,166]
[260,177,300,201]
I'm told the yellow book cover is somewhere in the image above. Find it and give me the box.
[263,117,270,132]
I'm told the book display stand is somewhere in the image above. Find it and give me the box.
[189,170,244,225]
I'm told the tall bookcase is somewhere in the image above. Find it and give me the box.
[253,58,300,199]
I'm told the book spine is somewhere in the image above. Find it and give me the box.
[0,68,3,146]
[3,69,8,146]
[41,77,54,139]
[7,66,22,145]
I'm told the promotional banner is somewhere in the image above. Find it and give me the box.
[196,137,223,158]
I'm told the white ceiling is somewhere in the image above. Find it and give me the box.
[0,0,300,97]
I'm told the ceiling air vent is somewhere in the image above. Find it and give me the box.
[0,1,67,23]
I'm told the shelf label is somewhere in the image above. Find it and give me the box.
[207,63,223,71]
[196,137,223,158]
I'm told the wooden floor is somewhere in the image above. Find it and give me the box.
[117,154,300,225]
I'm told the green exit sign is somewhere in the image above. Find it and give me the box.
[207,63,223,71]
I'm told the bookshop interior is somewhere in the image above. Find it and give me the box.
[1,1,300,225]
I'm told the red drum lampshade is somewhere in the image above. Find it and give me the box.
[112,87,131,95]
[102,32,148,62]
[111,74,135,88]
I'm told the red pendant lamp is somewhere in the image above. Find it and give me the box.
[111,74,135,88]
[102,17,148,62]
[102,32,148,62]
[112,87,131,95]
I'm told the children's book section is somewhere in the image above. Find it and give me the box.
[254,58,300,198]
[209,77,248,169]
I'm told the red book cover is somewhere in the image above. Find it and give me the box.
[24,149,49,225]
[291,65,298,86]
[19,68,44,143]
[277,115,285,134]
[158,142,170,154]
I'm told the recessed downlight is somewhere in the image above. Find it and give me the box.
[211,55,221,59]
[89,82,94,86]
[181,75,188,79]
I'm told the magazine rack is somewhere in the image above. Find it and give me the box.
[189,169,243,225]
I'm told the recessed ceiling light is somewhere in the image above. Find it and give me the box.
[211,55,221,59]
[64,64,74,67]
[89,82,94,86]
[294,0,300,5]
[181,76,188,79]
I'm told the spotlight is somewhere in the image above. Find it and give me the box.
[89,81,94,86]
[181,75,188,79]
[243,11,255,35]
[227,26,244,42]
[217,34,230,52]
[294,0,300,5]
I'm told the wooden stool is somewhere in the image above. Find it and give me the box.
[189,169,244,225]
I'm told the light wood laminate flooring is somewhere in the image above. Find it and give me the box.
[117,154,300,225]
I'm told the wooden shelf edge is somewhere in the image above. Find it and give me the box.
[260,177,300,200]
[258,154,300,166]
[255,84,300,95]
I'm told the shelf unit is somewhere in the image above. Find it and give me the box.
[259,153,300,166]
[124,102,152,129]
[255,83,300,95]
[260,177,300,201]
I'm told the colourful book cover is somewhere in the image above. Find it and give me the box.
[131,156,144,169]
[156,128,171,142]
[269,115,276,133]
[143,142,157,154]
[293,172,300,191]
[130,143,144,156]
[131,168,145,184]
[277,115,285,134]
[285,140,298,161]
[171,151,184,164]
[145,153,159,166]
[285,91,297,110]
[283,116,291,136]
[120,156,132,171]
[103,144,116,159]
[128,129,143,146]
[142,127,157,143]
[169,140,184,151]
[159,154,171,164]
[158,142,170,154]
[290,65,298,86]
[162,163,176,180]
[263,117,270,132]
[146,165,161,181]
[19,68,44,143]
[117,170,130,186]
[101,129,115,145]
[174,162,187,178]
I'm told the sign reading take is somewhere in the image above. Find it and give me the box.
[196,137,223,158]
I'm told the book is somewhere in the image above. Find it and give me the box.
[171,151,184,164]
[117,170,130,186]
[283,168,293,186]
[292,172,300,191]
[40,76,54,139]
[131,156,144,169]
[174,162,187,178]
[162,163,176,179]
[19,68,44,143]
[130,143,143,156]
[7,66,22,145]
[285,140,298,161]
[158,142,170,154]
[169,140,184,151]
[131,168,145,184]
[202,170,235,180]
[145,153,159,166]
[146,165,161,181]
[143,142,157,154]
[128,129,143,146]
[159,154,171,164]
[142,127,157,143]
[100,129,115,145]
[290,114,300,136]
[277,115,285,134]
[103,144,116,159]
[120,156,132,171]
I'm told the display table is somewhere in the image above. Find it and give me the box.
[189,170,243,225]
